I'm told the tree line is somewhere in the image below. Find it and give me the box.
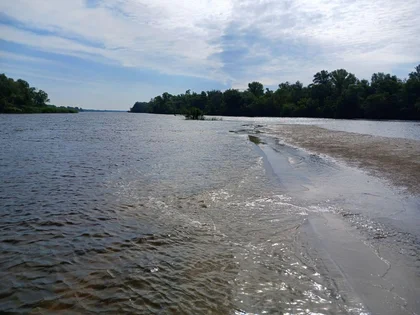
[0,73,79,113]
[131,65,420,120]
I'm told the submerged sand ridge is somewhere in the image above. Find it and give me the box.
[270,124,420,195]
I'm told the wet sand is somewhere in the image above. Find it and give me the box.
[270,124,420,195]
[250,125,420,314]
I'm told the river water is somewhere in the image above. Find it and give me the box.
[212,116,420,141]
[0,113,419,314]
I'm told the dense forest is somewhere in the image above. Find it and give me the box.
[131,65,420,120]
[0,74,78,113]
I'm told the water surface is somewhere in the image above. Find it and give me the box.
[216,116,420,140]
[0,113,419,314]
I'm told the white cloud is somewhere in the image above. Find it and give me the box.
[224,0,420,87]
[0,0,419,88]
[0,50,59,64]
[0,0,232,79]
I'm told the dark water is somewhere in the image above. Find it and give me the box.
[0,113,419,314]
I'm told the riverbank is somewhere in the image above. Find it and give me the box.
[1,105,78,114]
[269,124,420,195]
[249,125,420,314]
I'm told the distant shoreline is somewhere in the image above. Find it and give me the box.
[1,106,78,114]
[129,111,420,122]
[130,65,420,121]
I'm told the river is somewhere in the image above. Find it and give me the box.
[0,113,419,314]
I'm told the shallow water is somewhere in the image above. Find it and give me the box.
[0,113,419,314]
[215,116,420,141]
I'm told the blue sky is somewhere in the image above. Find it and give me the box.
[0,0,419,110]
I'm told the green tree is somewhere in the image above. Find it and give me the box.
[130,101,150,113]
[311,71,332,112]
[313,70,331,85]
[184,107,204,120]
[0,73,76,113]
[402,65,420,119]
[206,90,223,114]
[247,81,264,98]
[331,69,357,95]
[129,65,420,121]
[34,90,50,106]
[223,89,244,116]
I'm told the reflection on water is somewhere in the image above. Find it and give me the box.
[0,113,417,314]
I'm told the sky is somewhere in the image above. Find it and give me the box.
[0,0,419,110]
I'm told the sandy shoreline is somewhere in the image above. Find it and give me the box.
[257,124,420,314]
[269,124,420,195]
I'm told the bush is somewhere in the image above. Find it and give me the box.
[183,107,204,120]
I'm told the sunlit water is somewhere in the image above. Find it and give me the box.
[212,116,420,141]
[0,113,418,314]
